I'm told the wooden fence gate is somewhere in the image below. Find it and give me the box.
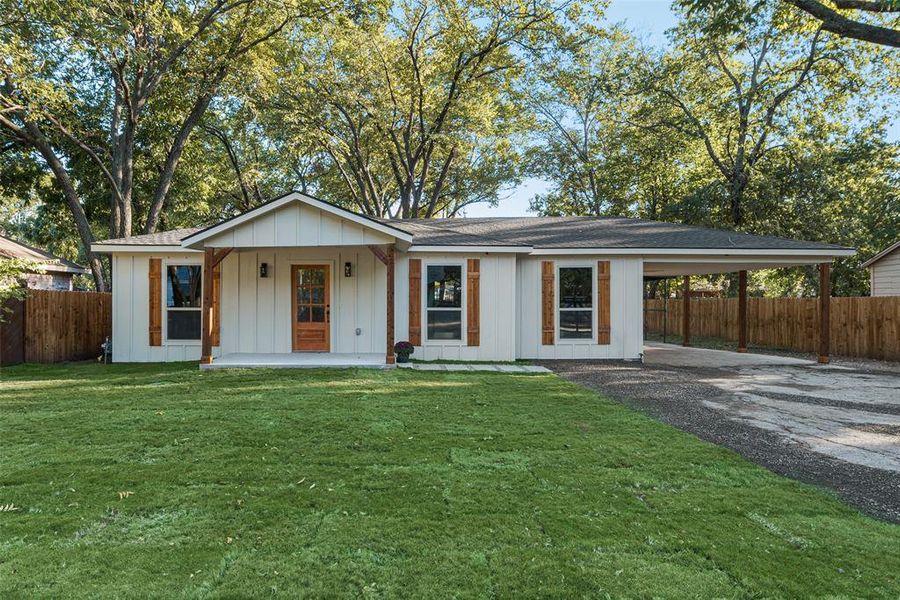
[0,290,111,365]
[644,296,900,362]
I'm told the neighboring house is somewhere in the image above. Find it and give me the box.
[0,234,89,290]
[861,241,900,297]
[91,191,854,366]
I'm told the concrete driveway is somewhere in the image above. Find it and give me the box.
[542,344,900,522]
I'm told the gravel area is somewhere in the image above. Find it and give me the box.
[539,354,900,523]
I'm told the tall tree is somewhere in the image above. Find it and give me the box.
[643,3,869,227]
[0,0,310,288]
[681,0,900,48]
[263,0,567,218]
[527,26,710,219]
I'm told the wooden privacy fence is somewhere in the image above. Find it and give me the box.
[644,296,900,362]
[0,289,111,365]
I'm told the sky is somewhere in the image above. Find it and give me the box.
[462,0,898,218]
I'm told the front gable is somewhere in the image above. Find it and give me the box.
[181,192,412,249]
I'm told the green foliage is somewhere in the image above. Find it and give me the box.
[528,2,898,296]
[257,0,556,217]
[0,256,36,305]
[1,0,897,296]
[2,363,900,596]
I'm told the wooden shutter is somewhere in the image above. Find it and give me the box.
[467,259,480,346]
[597,260,611,345]
[541,261,554,345]
[148,258,162,346]
[408,258,422,345]
[210,264,221,347]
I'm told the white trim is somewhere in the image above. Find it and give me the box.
[180,192,413,248]
[421,259,466,345]
[860,240,900,268]
[91,244,201,254]
[528,247,856,257]
[36,262,89,274]
[409,245,533,254]
[162,259,203,346]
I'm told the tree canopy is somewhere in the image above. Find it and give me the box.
[1,0,897,296]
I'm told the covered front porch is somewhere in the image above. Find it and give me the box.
[179,193,412,368]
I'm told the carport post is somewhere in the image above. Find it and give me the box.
[737,270,748,353]
[818,262,830,364]
[682,276,691,347]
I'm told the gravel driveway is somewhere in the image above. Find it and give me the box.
[539,343,900,523]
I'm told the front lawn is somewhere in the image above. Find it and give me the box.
[1,363,898,597]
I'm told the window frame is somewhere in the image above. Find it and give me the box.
[162,259,203,344]
[421,259,467,345]
[556,262,595,343]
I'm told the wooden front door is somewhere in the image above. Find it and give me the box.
[292,264,331,352]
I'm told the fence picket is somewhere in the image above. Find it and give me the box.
[644,296,899,362]
[19,290,112,363]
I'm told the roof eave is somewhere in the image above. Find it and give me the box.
[527,247,856,257]
[90,243,200,254]
[860,240,900,268]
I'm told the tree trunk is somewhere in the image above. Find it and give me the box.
[25,124,107,291]
[729,172,749,227]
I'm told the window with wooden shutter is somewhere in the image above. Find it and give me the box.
[467,259,480,346]
[408,259,421,345]
[541,261,554,345]
[597,260,611,345]
[148,258,162,346]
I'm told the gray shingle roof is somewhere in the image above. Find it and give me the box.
[0,234,89,272]
[93,218,850,252]
[94,228,203,246]
[387,217,851,251]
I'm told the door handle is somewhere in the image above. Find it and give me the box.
[326,304,330,322]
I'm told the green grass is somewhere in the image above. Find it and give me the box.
[1,363,899,598]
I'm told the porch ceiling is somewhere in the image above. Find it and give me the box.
[643,254,851,277]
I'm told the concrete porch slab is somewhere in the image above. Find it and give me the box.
[201,352,389,369]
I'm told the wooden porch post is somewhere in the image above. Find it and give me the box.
[818,262,830,364]
[682,275,691,347]
[737,270,748,353]
[366,244,396,365]
[200,247,215,365]
[385,245,395,364]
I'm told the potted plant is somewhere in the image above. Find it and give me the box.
[394,341,414,363]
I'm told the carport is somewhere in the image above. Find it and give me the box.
[642,247,855,363]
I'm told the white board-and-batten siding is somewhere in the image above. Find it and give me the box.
[515,256,644,360]
[111,252,210,363]
[112,248,387,362]
[870,250,900,296]
[205,202,394,248]
[394,252,518,362]
[218,248,386,355]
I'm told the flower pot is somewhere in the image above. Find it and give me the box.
[396,354,410,363]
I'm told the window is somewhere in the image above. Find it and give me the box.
[559,266,592,339]
[426,264,462,340]
[166,265,202,340]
